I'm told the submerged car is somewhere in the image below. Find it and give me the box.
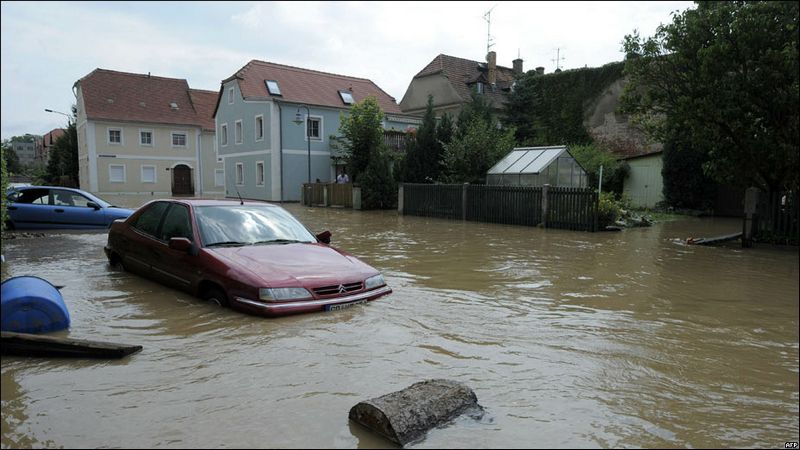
[5,186,135,230]
[104,199,391,317]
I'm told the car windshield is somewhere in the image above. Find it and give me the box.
[195,205,316,247]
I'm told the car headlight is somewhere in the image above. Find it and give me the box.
[259,287,312,302]
[364,274,386,290]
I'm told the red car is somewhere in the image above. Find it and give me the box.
[104,199,391,317]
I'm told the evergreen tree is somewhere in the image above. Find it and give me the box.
[360,147,397,209]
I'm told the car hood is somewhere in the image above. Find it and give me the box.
[208,243,378,287]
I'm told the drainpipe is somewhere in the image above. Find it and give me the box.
[277,102,284,202]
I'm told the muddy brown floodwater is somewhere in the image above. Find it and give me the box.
[1,196,798,449]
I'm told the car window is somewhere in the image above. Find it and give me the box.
[195,205,316,246]
[160,204,193,242]
[52,190,94,207]
[15,189,50,205]
[131,202,170,237]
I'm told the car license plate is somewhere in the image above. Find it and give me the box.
[325,299,367,312]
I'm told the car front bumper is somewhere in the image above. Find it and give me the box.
[233,285,392,317]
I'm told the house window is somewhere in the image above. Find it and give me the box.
[339,90,354,105]
[235,120,242,144]
[307,117,321,140]
[255,115,264,141]
[220,124,228,146]
[235,163,244,185]
[109,164,126,183]
[228,87,234,104]
[140,130,153,146]
[214,169,224,187]
[256,161,265,185]
[141,165,156,183]
[476,82,484,94]
[265,80,281,96]
[108,128,122,145]
[171,132,187,148]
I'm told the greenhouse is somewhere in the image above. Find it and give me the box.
[486,146,588,188]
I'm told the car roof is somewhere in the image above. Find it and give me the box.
[12,185,85,193]
[149,199,280,207]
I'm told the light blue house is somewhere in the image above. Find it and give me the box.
[213,60,421,201]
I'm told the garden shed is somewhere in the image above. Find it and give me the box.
[486,146,588,188]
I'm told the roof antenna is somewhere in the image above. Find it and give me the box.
[235,186,244,205]
[552,47,566,71]
[483,4,497,54]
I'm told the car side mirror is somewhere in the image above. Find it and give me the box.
[316,230,331,244]
[87,201,101,210]
[168,237,193,252]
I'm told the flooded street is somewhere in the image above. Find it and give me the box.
[2,197,798,449]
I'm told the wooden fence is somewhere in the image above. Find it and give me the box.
[401,183,598,232]
[755,190,799,245]
[302,183,354,208]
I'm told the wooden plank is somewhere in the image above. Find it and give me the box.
[1,331,142,359]
[686,233,743,246]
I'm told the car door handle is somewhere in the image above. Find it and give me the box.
[54,209,65,213]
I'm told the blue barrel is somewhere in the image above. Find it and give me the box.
[1,276,70,333]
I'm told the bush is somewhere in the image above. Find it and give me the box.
[597,192,622,228]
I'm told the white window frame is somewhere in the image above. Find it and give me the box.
[220,123,228,146]
[256,161,265,186]
[139,129,154,147]
[228,87,234,104]
[171,131,188,148]
[141,165,157,184]
[107,127,123,145]
[305,115,323,141]
[214,168,225,187]
[234,120,243,145]
[235,162,244,185]
[254,115,264,142]
[109,164,126,183]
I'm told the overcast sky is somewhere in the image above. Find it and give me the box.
[1,1,693,140]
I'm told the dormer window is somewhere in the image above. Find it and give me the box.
[339,90,354,105]
[265,80,281,96]
[170,102,179,110]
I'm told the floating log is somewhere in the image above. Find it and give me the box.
[1,331,142,359]
[349,379,482,446]
[686,232,742,246]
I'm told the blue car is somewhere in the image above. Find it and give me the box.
[5,186,135,230]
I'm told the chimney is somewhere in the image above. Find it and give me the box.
[486,51,497,85]
[535,66,545,75]
[512,58,523,75]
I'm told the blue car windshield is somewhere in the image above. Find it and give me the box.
[195,205,316,247]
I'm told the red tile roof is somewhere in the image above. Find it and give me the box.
[76,69,210,129]
[188,89,218,131]
[223,60,403,114]
[414,54,517,106]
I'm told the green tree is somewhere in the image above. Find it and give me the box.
[338,96,385,183]
[45,121,79,187]
[1,144,8,231]
[360,147,397,209]
[443,119,516,184]
[570,143,629,195]
[622,1,799,192]
[660,129,717,209]
[1,144,21,174]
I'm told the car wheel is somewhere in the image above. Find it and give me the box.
[3,220,14,231]
[202,287,229,307]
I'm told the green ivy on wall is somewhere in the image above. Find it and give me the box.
[505,62,625,146]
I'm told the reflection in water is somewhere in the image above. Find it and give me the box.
[1,197,798,448]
